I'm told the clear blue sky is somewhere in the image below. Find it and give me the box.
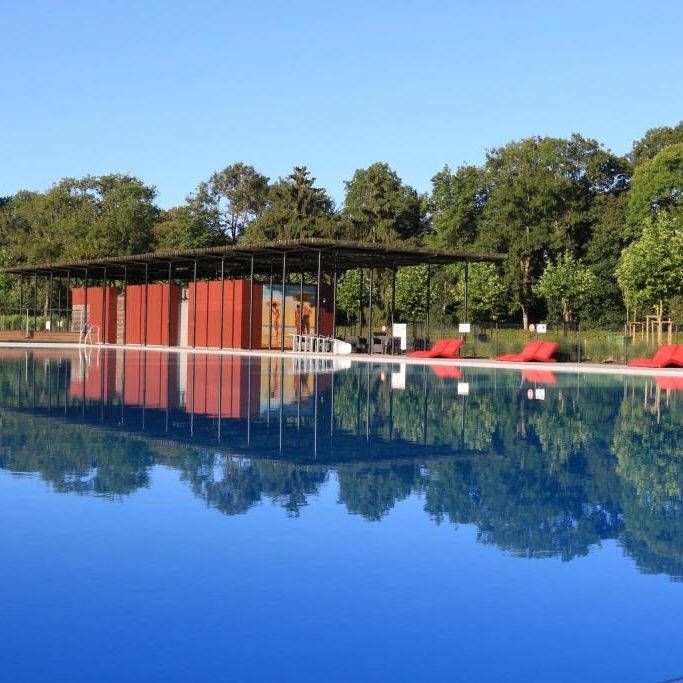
[2,0,682,208]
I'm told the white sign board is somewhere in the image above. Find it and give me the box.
[535,388,546,401]
[392,323,407,351]
[458,323,471,333]
[457,382,470,396]
[537,324,547,334]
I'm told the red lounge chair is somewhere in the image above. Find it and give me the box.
[497,340,558,362]
[438,339,464,359]
[628,345,683,368]
[408,339,463,359]
[431,364,462,380]
[522,369,557,384]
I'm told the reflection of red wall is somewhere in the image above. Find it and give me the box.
[69,351,117,400]
[188,280,263,349]
[123,351,178,409]
[71,287,118,343]
[186,355,260,418]
[124,284,180,346]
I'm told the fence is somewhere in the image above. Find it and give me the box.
[336,320,683,364]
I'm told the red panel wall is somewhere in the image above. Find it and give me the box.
[124,284,181,346]
[188,280,264,349]
[186,354,260,418]
[71,286,118,343]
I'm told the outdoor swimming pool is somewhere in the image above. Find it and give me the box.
[1,348,682,682]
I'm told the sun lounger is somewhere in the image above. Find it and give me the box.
[628,345,683,368]
[408,339,463,359]
[497,341,558,362]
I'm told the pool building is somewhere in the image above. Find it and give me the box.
[4,239,505,352]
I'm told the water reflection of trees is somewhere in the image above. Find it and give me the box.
[2,353,683,578]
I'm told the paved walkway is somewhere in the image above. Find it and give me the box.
[0,340,680,378]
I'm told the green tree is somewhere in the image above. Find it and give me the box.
[629,121,683,167]
[616,212,683,324]
[243,166,341,242]
[394,265,428,322]
[626,143,683,239]
[202,162,269,243]
[428,164,486,248]
[153,201,224,250]
[343,162,425,244]
[477,134,628,328]
[0,175,159,264]
[533,252,598,323]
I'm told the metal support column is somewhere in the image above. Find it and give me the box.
[268,264,274,350]
[33,274,37,332]
[391,268,396,328]
[192,259,198,349]
[167,262,173,347]
[84,269,89,336]
[143,264,149,346]
[332,259,338,338]
[122,266,127,345]
[219,257,225,349]
[18,274,23,326]
[49,273,54,334]
[426,264,431,345]
[248,255,255,350]
[464,261,469,322]
[358,268,364,337]
[65,272,70,332]
[281,253,287,352]
[101,268,108,344]
[300,268,304,334]
[315,250,322,336]
[367,268,373,355]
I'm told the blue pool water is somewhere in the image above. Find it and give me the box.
[1,348,682,682]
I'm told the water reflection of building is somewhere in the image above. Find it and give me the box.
[6,348,490,462]
[3,349,683,579]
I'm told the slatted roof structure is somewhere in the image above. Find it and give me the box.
[6,238,506,282]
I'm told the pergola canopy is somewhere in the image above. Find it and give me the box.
[6,238,506,283]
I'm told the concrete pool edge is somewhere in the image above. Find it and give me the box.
[0,340,681,378]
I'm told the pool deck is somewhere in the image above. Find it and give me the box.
[0,340,681,378]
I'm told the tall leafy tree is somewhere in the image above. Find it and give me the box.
[153,202,224,250]
[616,212,683,324]
[343,162,425,244]
[428,164,487,248]
[242,166,341,242]
[533,252,598,323]
[626,143,683,239]
[201,162,269,243]
[629,121,683,167]
[477,134,628,327]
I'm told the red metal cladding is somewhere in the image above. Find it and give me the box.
[71,286,119,343]
[124,284,181,346]
[188,280,264,349]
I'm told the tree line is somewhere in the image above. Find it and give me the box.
[1,121,683,327]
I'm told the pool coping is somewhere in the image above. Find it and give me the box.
[0,341,681,378]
